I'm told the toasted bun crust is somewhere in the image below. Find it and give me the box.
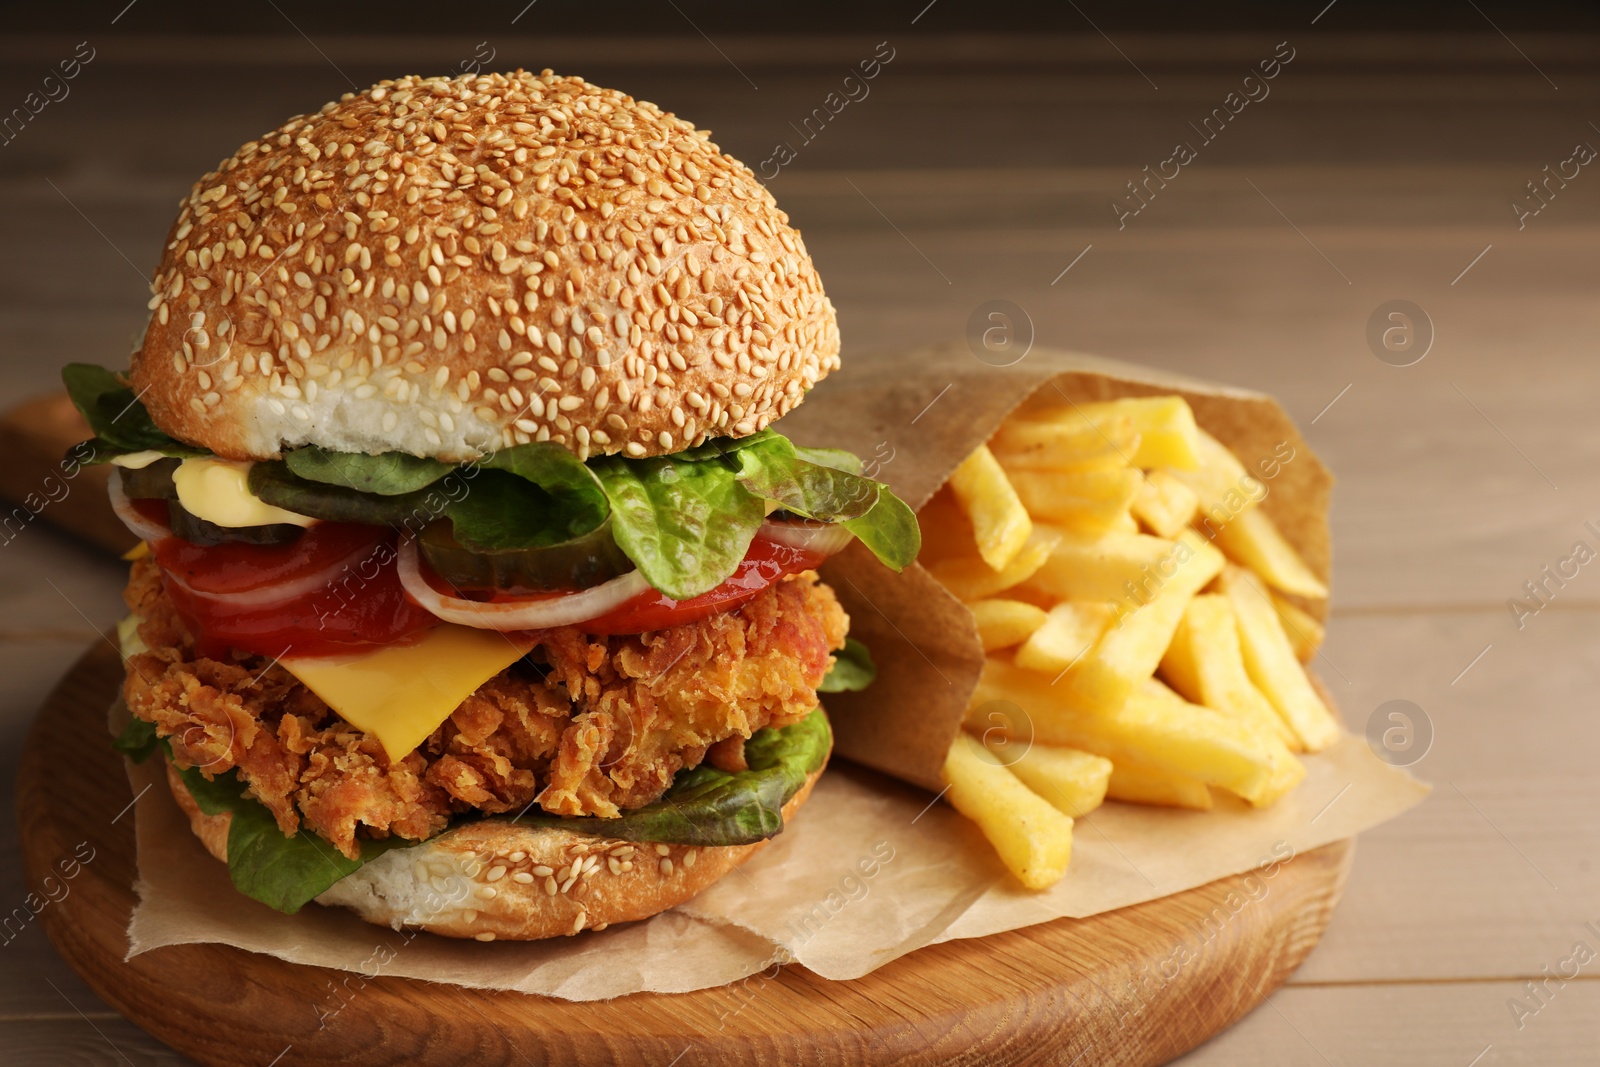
[165,753,825,940]
[132,70,839,463]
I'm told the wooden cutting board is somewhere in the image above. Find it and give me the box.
[18,642,1352,1067]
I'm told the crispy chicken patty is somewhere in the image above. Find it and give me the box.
[121,556,848,859]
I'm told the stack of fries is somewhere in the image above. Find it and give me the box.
[926,395,1337,889]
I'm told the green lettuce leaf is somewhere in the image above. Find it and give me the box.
[670,429,781,463]
[464,443,611,550]
[511,708,832,847]
[171,758,416,915]
[842,489,922,571]
[113,715,161,762]
[284,446,453,495]
[819,637,876,693]
[793,445,865,476]
[733,436,921,571]
[62,363,208,463]
[734,436,880,522]
[590,453,766,601]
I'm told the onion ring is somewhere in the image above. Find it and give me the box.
[108,469,173,544]
[757,519,853,558]
[160,538,380,609]
[397,536,653,630]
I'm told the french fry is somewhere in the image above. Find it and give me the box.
[969,598,1050,652]
[1059,529,1225,712]
[928,528,1062,601]
[1004,468,1143,530]
[947,444,1032,571]
[1160,594,1299,749]
[1212,508,1329,599]
[981,738,1112,818]
[1220,565,1341,752]
[942,732,1074,889]
[930,397,1327,884]
[1271,592,1325,663]
[968,661,1283,806]
[1074,396,1203,470]
[991,412,1139,468]
[1024,529,1182,602]
[1015,602,1115,674]
[1105,759,1214,811]
[1131,468,1199,539]
[1169,428,1261,530]
[1107,511,1140,534]
[992,447,1133,475]
[915,485,977,567]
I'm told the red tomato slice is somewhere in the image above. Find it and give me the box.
[158,531,439,659]
[152,521,385,595]
[550,536,825,635]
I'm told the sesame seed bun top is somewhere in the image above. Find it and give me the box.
[131,70,840,463]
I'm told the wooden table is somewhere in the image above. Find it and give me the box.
[4,23,1599,1064]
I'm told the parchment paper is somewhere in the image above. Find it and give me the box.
[116,345,1429,1000]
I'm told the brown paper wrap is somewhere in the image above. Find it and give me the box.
[780,344,1333,791]
[114,345,1426,1001]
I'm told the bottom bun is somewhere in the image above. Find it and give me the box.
[164,754,825,941]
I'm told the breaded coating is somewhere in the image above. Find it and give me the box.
[121,556,847,859]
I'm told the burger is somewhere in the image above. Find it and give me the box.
[69,70,916,941]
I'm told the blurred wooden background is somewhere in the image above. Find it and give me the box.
[4,4,1600,1063]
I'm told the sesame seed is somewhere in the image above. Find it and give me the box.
[486,865,507,882]
[474,932,496,942]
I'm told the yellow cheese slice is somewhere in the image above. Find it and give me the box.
[281,624,536,762]
[173,457,317,529]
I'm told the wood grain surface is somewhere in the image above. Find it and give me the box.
[18,643,1350,1067]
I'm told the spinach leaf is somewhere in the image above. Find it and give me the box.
[590,454,766,601]
[511,708,832,847]
[284,446,453,495]
[249,462,451,528]
[819,637,876,693]
[61,363,208,463]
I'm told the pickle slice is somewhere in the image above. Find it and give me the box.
[418,517,630,593]
[167,502,304,547]
[118,458,181,499]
